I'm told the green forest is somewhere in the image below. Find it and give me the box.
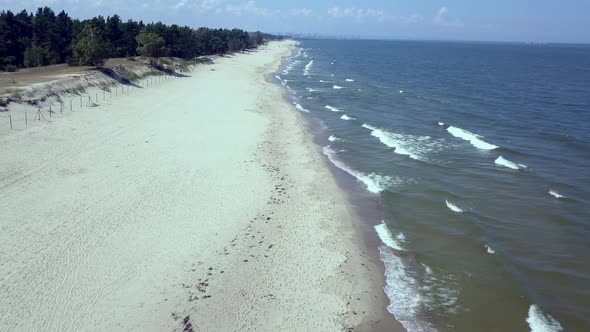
[0,7,278,71]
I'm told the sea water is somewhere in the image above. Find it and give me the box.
[277,39,590,331]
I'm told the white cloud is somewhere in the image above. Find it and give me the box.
[223,1,274,16]
[328,7,386,22]
[174,0,188,10]
[194,0,224,13]
[192,0,275,17]
[291,8,312,17]
[434,6,464,27]
[327,7,423,24]
[404,14,424,24]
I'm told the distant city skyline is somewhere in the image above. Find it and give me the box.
[1,0,589,43]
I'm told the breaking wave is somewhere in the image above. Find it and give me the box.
[292,102,310,113]
[445,200,464,213]
[375,221,405,251]
[333,85,344,89]
[303,60,314,75]
[324,105,342,112]
[548,190,566,199]
[447,126,498,150]
[340,114,356,121]
[378,235,459,332]
[495,156,527,170]
[526,305,563,332]
[362,123,442,161]
[322,146,397,194]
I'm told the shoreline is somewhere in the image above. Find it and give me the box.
[269,44,405,331]
[0,41,403,331]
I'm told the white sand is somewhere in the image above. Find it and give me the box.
[0,42,397,331]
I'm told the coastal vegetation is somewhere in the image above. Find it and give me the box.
[0,7,275,71]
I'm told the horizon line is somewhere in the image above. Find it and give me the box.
[271,33,590,46]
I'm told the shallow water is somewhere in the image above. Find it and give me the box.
[277,39,590,331]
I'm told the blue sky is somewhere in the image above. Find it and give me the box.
[2,0,589,43]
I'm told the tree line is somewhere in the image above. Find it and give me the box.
[0,7,278,71]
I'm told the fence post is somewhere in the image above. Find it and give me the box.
[70,99,72,111]
[49,105,52,118]
[9,114,12,130]
[25,111,28,125]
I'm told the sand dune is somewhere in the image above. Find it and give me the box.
[0,42,395,331]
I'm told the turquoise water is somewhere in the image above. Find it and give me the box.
[277,39,590,331]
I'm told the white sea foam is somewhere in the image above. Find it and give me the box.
[375,224,445,332]
[362,123,442,161]
[495,156,527,170]
[379,247,439,332]
[399,90,404,94]
[292,102,310,113]
[375,222,405,251]
[423,264,434,275]
[331,74,335,77]
[282,65,293,75]
[333,85,344,89]
[378,238,460,332]
[548,190,566,199]
[274,75,282,81]
[322,146,397,194]
[325,105,342,112]
[303,60,314,75]
[438,122,445,126]
[527,305,563,332]
[447,126,498,150]
[306,88,319,92]
[328,135,341,142]
[485,244,496,254]
[345,78,355,82]
[319,80,330,83]
[340,114,356,121]
[445,200,464,213]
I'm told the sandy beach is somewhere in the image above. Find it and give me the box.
[0,41,399,331]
